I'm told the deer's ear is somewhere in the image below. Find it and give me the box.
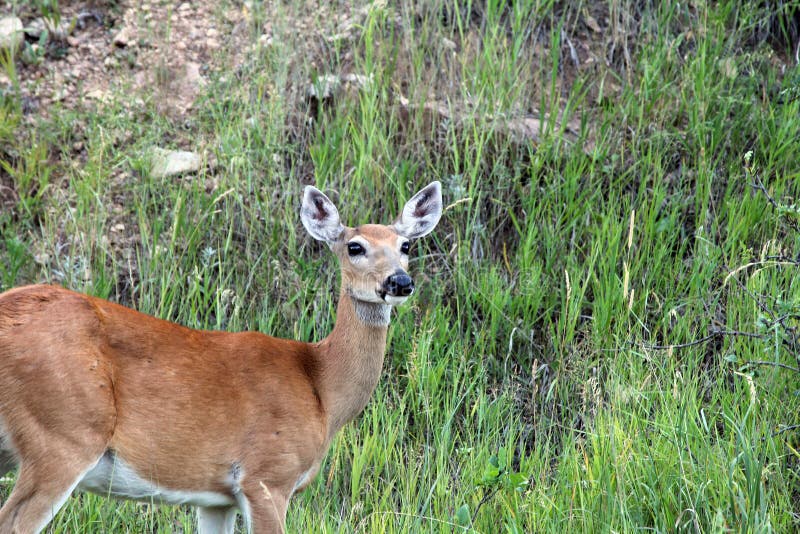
[393,181,443,239]
[301,186,344,243]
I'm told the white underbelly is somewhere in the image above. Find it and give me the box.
[78,452,235,508]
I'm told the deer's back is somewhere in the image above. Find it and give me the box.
[0,285,327,493]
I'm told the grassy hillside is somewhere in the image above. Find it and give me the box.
[1,0,799,532]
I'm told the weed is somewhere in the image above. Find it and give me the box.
[0,0,798,532]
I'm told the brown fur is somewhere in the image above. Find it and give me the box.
[0,182,442,533]
[0,274,397,531]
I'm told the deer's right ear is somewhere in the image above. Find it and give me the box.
[393,181,443,239]
[301,186,344,243]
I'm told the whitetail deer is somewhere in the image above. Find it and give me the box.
[0,182,442,533]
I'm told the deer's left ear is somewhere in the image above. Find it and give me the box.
[393,181,443,239]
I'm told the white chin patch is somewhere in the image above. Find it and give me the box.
[352,293,383,304]
[384,295,409,306]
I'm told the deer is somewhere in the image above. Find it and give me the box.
[0,181,442,533]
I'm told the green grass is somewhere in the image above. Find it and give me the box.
[1,0,799,532]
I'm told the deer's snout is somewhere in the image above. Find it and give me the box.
[383,271,414,297]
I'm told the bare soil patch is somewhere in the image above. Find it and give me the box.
[3,0,251,120]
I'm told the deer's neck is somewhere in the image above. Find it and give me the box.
[315,292,390,439]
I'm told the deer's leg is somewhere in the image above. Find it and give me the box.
[0,410,111,532]
[0,451,103,533]
[197,506,238,534]
[242,481,288,534]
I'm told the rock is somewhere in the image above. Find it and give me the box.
[33,252,51,265]
[113,26,133,47]
[53,87,68,101]
[224,8,241,23]
[583,13,602,33]
[0,16,23,53]
[24,18,46,38]
[150,148,202,178]
[85,88,109,101]
[341,73,372,90]
[25,16,74,41]
[49,18,74,41]
[307,74,341,100]
[184,61,204,87]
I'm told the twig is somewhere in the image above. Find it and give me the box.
[641,330,766,351]
[470,486,501,525]
[750,176,800,232]
[773,424,800,437]
[353,510,483,533]
[724,260,799,286]
[724,262,800,353]
[743,360,800,373]
[724,264,775,319]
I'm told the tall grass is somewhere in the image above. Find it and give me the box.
[1,0,799,532]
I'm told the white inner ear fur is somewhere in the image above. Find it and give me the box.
[301,186,345,243]
[393,181,443,239]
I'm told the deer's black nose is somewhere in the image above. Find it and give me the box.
[384,272,414,297]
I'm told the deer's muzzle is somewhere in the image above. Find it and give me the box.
[383,271,414,297]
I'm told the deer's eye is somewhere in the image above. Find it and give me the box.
[400,241,410,255]
[347,242,365,256]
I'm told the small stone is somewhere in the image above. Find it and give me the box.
[85,88,109,101]
[342,73,372,90]
[441,37,457,51]
[584,13,602,33]
[307,74,340,100]
[206,28,219,38]
[178,2,192,11]
[185,62,204,86]
[25,18,47,38]
[149,148,203,178]
[0,16,24,53]
[46,17,74,41]
[113,26,133,47]
[34,252,51,265]
[224,9,241,23]
[206,38,220,49]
